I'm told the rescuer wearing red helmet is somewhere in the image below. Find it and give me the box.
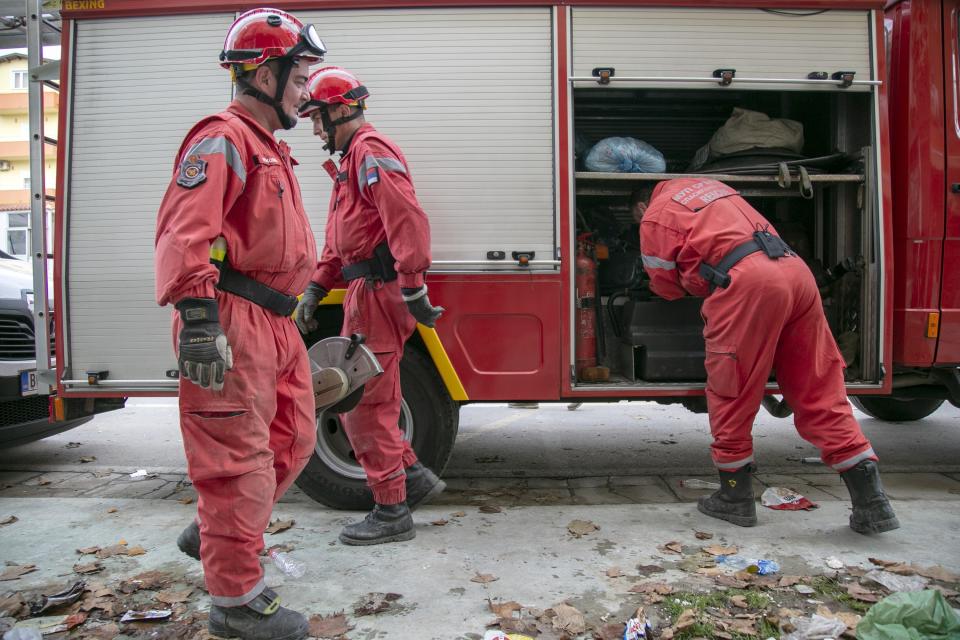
[637,178,899,535]
[154,8,325,639]
[294,67,446,545]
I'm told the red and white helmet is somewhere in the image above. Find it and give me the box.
[220,8,326,69]
[299,66,370,118]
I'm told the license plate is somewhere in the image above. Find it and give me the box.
[20,370,39,396]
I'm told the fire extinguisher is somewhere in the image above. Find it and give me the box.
[575,233,597,378]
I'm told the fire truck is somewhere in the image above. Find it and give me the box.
[24,0,959,508]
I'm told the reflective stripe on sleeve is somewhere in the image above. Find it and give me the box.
[184,137,246,184]
[359,154,407,192]
[642,254,677,270]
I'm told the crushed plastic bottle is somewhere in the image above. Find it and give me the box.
[623,614,653,639]
[716,555,780,575]
[268,549,306,579]
[678,479,720,490]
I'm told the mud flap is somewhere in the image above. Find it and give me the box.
[308,335,384,412]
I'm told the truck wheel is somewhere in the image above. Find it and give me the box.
[294,345,460,510]
[851,396,945,422]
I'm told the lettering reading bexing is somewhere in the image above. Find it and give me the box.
[64,0,106,10]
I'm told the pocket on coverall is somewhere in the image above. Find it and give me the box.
[705,345,741,398]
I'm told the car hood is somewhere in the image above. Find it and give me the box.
[0,259,34,300]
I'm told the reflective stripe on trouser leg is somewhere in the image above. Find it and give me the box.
[771,258,875,471]
[210,579,266,608]
[715,455,755,471]
[341,350,408,504]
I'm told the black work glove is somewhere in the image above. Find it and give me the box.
[401,285,444,328]
[294,282,329,335]
[175,298,233,392]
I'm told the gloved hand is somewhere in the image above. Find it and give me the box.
[401,286,444,328]
[295,281,329,335]
[175,298,233,392]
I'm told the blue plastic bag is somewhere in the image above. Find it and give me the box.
[585,137,666,173]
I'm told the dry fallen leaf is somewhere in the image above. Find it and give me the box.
[675,608,697,630]
[73,561,103,575]
[636,564,665,575]
[156,589,193,605]
[728,618,757,635]
[550,603,586,634]
[913,565,960,583]
[478,504,503,514]
[816,605,862,630]
[106,508,118,514]
[702,544,738,556]
[696,567,723,577]
[96,544,128,559]
[567,519,599,538]
[76,546,100,555]
[430,519,448,526]
[0,515,17,526]
[126,545,147,557]
[308,612,353,638]
[595,622,627,640]
[778,575,803,587]
[79,456,97,463]
[265,518,294,534]
[730,595,749,608]
[0,593,26,617]
[471,572,499,584]
[629,582,673,595]
[868,557,899,568]
[0,564,36,581]
[37,479,51,486]
[488,598,522,619]
[450,511,466,518]
[178,497,194,505]
[846,582,881,602]
[606,566,623,578]
[716,574,750,589]
[659,541,683,554]
[694,531,713,540]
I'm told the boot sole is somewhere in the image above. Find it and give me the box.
[207,622,308,640]
[850,515,900,535]
[697,502,758,527]
[409,479,447,512]
[338,528,416,546]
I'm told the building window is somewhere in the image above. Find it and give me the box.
[5,212,29,258]
[23,177,30,190]
[12,70,27,90]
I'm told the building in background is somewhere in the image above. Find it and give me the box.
[0,52,56,259]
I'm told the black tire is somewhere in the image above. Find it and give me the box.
[295,344,459,510]
[851,396,945,422]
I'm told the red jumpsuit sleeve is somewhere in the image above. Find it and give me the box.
[640,220,687,301]
[154,129,247,306]
[312,227,342,292]
[360,143,432,289]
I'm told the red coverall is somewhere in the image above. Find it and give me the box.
[639,178,876,472]
[311,123,431,505]
[155,102,318,607]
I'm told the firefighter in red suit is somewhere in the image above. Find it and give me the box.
[154,9,325,639]
[294,67,446,545]
[638,178,898,534]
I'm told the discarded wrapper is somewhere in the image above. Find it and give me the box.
[29,580,86,615]
[482,631,535,640]
[120,609,172,623]
[761,486,818,511]
[623,613,653,639]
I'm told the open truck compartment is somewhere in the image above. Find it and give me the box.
[571,88,882,387]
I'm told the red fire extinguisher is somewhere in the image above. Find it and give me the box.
[575,233,597,378]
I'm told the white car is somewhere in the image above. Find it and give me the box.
[0,250,121,447]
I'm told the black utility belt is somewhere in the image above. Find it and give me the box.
[215,263,299,317]
[699,230,794,291]
[341,241,398,283]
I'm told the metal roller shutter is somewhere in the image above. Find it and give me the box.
[279,7,556,265]
[66,15,232,382]
[571,7,872,91]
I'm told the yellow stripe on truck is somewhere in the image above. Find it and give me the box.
[318,289,468,402]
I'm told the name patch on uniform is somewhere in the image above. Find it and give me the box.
[176,154,207,189]
[671,180,738,211]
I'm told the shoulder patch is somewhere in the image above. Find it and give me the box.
[176,154,207,189]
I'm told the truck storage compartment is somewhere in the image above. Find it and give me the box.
[573,87,881,387]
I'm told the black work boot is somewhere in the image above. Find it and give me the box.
[840,460,900,534]
[696,465,758,527]
[405,463,446,511]
[339,503,415,546]
[177,520,200,560]
[208,587,308,640]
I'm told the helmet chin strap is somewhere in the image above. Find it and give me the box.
[236,58,298,130]
[320,105,364,155]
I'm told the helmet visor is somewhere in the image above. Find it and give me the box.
[288,24,326,62]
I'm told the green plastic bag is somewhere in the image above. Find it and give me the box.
[856,590,960,640]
